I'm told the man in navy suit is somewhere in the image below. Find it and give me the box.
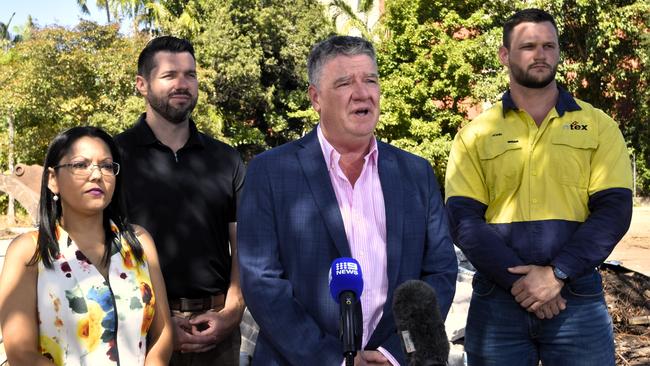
[237,35,458,365]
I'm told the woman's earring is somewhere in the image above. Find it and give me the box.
[53,194,59,202]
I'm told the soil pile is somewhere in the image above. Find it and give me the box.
[602,265,650,366]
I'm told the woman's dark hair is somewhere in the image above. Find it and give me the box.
[32,126,144,268]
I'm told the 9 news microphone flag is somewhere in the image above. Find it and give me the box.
[329,257,363,365]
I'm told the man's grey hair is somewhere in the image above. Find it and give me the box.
[307,35,377,87]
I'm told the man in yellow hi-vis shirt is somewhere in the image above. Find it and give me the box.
[445,8,632,366]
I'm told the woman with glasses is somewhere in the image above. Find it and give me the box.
[0,126,173,365]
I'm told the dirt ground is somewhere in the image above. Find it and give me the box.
[605,267,650,366]
[609,207,650,277]
[606,206,650,366]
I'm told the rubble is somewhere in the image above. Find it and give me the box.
[602,265,650,366]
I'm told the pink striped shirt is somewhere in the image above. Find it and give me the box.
[317,126,397,364]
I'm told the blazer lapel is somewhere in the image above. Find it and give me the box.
[296,128,351,258]
[378,142,404,293]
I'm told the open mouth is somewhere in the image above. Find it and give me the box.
[354,108,370,116]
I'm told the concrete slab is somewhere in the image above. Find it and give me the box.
[0,227,33,274]
[607,207,650,278]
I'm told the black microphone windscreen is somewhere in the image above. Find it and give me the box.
[393,280,449,366]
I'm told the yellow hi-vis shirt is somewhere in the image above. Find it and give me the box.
[445,95,632,225]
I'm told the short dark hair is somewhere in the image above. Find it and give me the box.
[34,126,144,268]
[137,36,196,79]
[503,8,558,49]
[307,35,377,87]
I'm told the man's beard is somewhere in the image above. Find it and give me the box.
[510,61,558,89]
[147,89,197,124]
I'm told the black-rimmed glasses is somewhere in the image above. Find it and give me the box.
[54,161,120,176]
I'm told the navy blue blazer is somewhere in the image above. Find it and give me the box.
[237,128,458,365]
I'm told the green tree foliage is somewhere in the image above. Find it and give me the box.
[328,0,373,39]
[109,0,159,34]
[151,0,333,157]
[75,0,152,28]
[76,0,114,23]
[2,0,648,196]
[0,1,332,169]
[376,0,649,190]
[376,0,500,181]
[555,0,650,194]
[0,22,146,166]
[1,13,21,43]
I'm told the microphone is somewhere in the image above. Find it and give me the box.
[329,257,363,365]
[393,280,449,366]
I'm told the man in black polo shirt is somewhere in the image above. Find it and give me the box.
[115,36,245,366]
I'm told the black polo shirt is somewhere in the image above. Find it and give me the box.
[114,114,245,299]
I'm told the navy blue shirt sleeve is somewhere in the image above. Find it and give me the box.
[446,196,526,289]
[551,187,633,280]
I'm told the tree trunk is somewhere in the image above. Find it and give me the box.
[105,1,111,23]
[6,111,15,225]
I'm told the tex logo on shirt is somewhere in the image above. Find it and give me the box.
[563,121,588,130]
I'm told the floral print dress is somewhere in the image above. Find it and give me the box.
[36,223,156,366]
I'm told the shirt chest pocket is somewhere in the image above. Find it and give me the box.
[478,141,523,201]
[550,134,597,189]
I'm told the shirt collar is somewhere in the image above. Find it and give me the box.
[501,86,581,118]
[316,124,378,171]
[131,113,204,148]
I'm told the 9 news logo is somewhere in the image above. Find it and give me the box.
[335,262,359,276]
